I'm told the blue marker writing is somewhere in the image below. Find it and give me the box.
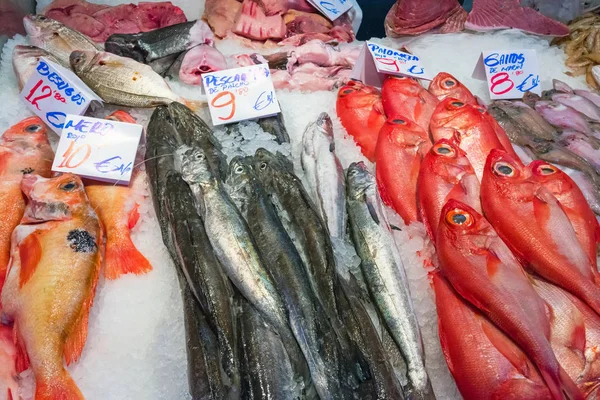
[516,74,540,93]
[94,156,133,176]
[254,91,275,111]
[45,111,66,129]
[319,1,339,14]
[408,65,424,75]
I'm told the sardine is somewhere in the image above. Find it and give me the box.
[179,148,307,380]
[258,113,291,144]
[164,171,239,391]
[226,156,344,399]
[301,113,346,238]
[346,162,433,400]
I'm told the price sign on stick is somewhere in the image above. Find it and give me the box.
[351,41,432,88]
[472,50,541,100]
[306,0,353,21]
[52,114,143,185]
[20,58,102,133]
[203,64,281,126]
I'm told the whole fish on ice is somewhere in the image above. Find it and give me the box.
[12,45,61,90]
[428,72,476,104]
[381,75,439,132]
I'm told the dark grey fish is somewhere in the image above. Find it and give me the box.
[239,300,303,400]
[164,171,239,390]
[105,20,210,63]
[258,113,290,144]
[346,162,434,400]
[149,53,180,76]
[337,275,405,400]
[227,157,345,400]
[166,51,187,80]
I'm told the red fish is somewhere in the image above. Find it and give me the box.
[84,110,152,280]
[381,75,438,132]
[430,98,512,180]
[481,149,600,316]
[433,272,550,400]
[2,174,102,400]
[336,80,386,161]
[530,160,600,270]
[0,324,18,400]
[532,275,600,398]
[375,118,431,225]
[428,72,476,104]
[417,139,480,242]
[437,199,583,400]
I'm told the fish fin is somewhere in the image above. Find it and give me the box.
[375,173,393,209]
[18,233,42,288]
[0,149,11,175]
[103,232,152,280]
[127,203,140,229]
[13,325,29,373]
[35,371,84,400]
[181,99,207,113]
[389,224,402,231]
[364,194,380,225]
[486,251,501,278]
[480,316,532,376]
[64,253,101,365]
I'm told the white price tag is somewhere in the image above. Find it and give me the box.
[20,58,102,134]
[52,114,143,184]
[203,64,281,126]
[472,49,541,100]
[351,42,432,88]
[307,0,353,21]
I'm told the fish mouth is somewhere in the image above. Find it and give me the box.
[22,199,71,223]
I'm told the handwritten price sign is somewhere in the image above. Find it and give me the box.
[306,0,353,21]
[351,42,432,88]
[52,114,143,184]
[20,58,101,134]
[203,64,281,126]
[472,49,541,100]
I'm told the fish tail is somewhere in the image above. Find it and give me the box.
[104,233,152,280]
[181,98,207,113]
[540,365,583,400]
[35,371,84,400]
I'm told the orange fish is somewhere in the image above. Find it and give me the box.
[433,272,550,400]
[336,80,386,161]
[437,199,583,400]
[481,149,600,316]
[0,324,18,400]
[428,72,476,105]
[1,174,102,400]
[532,275,600,398]
[84,110,151,280]
[0,117,54,294]
[530,160,600,270]
[375,118,431,225]
[430,98,511,180]
[381,75,438,132]
[417,139,480,243]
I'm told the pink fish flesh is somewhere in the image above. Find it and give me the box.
[287,40,360,71]
[179,45,228,85]
[465,0,569,36]
[553,93,600,122]
[271,63,350,91]
[233,0,286,41]
[575,90,600,110]
[384,0,464,36]
[204,0,242,38]
[553,79,574,93]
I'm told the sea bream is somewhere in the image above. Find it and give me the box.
[1,174,102,400]
[346,162,433,400]
[12,45,61,90]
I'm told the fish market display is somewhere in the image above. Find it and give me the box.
[381,75,439,132]
[301,112,346,239]
[23,14,100,67]
[428,72,476,104]
[336,80,386,161]
[384,0,467,36]
[2,174,102,400]
[70,50,203,109]
[43,0,187,42]
[12,45,61,90]
[346,162,433,399]
[465,0,569,36]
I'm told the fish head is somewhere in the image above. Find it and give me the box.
[315,112,334,139]
[430,97,475,131]
[0,116,49,145]
[179,147,214,187]
[226,156,254,189]
[425,139,475,184]
[69,50,97,74]
[346,162,375,199]
[379,118,429,149]
[438,198,495,254]
[252,148,293,188]
[428,72,475,104]
[12,45,47,63]
[21,174,88,222]
[23,15,62,45]
[482,149,536,202]
[529,161,573,196]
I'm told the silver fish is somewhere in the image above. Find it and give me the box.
[23,14,100,68]
[346,162,433,400]
[301,113,346,239]
[12,45,60,90]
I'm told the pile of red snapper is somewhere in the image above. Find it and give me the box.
[336,73,600,400]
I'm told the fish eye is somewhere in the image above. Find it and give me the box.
[38,16,47,21]
[445,209,473,227]
[443,79,456,87]
[341,89,353,95]
[392,119,406,124]
[25,124,42,133]
[493,162,515,177]
[537,165,557,176]
[235,165,244,174]
[60,181,77,191]
[451,101,464,107]
[194,152,204,160]
[434,143,455,156]
[259,162,267,171]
